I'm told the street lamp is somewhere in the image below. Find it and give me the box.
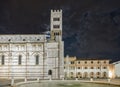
[108,71,112,83]
[109,71,112,78]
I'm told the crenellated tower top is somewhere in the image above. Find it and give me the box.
[50,9,62,41]
[51,9,62,12]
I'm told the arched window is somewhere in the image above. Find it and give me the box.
[97,72,100,75]
[96,72,101,78]
[48,70,52,75]
[1,55,5,65]
[85,67,88,69]
[78,72,81,75]
[90,72,94,78]
[84,72,88,78]
[18,55,22,65]
[71,72,73,75]
[91,61,93,64]
[91,67,94,69]
[103,72,107,77]
[90,72,94,75]
[35,55,39,65]
[85,61,87,64]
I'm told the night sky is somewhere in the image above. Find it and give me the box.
[0,0,120,62]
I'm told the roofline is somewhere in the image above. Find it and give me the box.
[77,59,110,60]
[65,57,111,61]
[112,61,120,64]
[0,34,45,35]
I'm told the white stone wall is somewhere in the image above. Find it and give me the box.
[0,42,44,79]
[113,61,120,77]
[0,41,63,79]
[0,35,46,43]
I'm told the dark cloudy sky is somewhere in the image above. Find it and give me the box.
[0,0,120,62]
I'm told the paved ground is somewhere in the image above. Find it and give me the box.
[0,79,120,87]
[82,79,120,86]
[0,79,10,87]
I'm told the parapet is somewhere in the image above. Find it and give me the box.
[51,9,62,13]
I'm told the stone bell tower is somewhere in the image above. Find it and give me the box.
[50,9,62,41]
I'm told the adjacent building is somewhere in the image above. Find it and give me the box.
[64,55,115,79]
[113,61,120,78]
[0,10,64,79]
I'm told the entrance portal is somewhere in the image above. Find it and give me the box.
[48,70,52,75]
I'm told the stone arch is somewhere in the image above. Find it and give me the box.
[90,72,94,78]
[96,72,101,78]
[17,53,25,59]
[48,69,52,75]
[16,52,26,57]
[83,72,88,78]
[31,52,43,61]
[31,52,43,56]
[77,72,82,78]
[0,52,9,56]
[102,72,107,78]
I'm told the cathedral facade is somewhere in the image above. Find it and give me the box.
[0,10,64,79]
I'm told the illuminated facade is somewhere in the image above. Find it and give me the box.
[64,55,115,79]
[0,10,64,79]
[113,61,120,78]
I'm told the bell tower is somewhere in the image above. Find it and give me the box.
[50,9,62,41]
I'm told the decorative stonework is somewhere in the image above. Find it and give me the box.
[0,35,46,43]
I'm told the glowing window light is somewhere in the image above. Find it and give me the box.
[109,71,112,78]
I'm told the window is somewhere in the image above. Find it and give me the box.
[98,61,100,64]
[71,61,74,64]
[104,61,106,64]
[91,61,93,64]
[48,70,52,75]
[91,72,94,75]
[53,18,60,21]
[91,67,94,69]
[78,61,80,64]
[78,72,81,75]
[103,72,107,77]
[85,61,87,64]
[18,55,22,65]
[1,55,5,65]
[54,32,60,35]
[23,39,26,41]
[103,67,107,69]
[70,67,75,70]
[71,72,73,75]
[85,67,87,69]
[8,39,11,41]
[36,55,39,65]
[78,67,80,69]
[98,67,100,69]
[53,25,60,28]
[37,39,40,41]
[97,72,100,75]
